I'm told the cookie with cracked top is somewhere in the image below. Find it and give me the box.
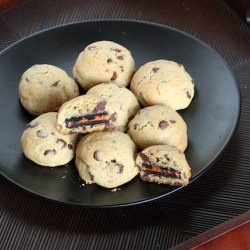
[73,40,135,90]
[21,112,79,167]
[75,131,138,188]
[130,59,194,110]
[19,64,79,116]
[128,105,188,151]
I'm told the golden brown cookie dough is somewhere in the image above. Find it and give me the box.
[19,64,79,116]
[75,131,138,188]
[130,59,194,110]
[21,112,79,167]
[73,40,135,90]
[128,105,188,151]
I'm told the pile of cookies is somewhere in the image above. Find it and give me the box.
[20,40,194,189]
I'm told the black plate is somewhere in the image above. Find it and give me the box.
[0,20,240,207]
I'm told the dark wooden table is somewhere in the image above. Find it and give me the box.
[0,1,250,249]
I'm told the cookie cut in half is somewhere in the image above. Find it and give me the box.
[87,82,140,132]
[56,94,119,134]
[136,145,191,186]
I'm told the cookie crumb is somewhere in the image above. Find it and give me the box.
[111,187,121,192]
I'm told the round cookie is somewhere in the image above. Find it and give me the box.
[21,112,79,167]
[75,131,139,188]
[19,64,79,116]
[87,83,140,131]
[130,59,194,110]
[136,145,191,186]
[128,105,188,151]
[73,40,135,90]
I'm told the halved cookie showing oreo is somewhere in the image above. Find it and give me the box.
[136,145,191,186]
[56,94,119,134]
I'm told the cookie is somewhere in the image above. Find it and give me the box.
[136,145,191,186]
[128,105,188,151]
[130,59,194,110]
[19,64,79,116]
[21,112,79,167]
[75,131,138,188]
[87,82,140,132]
[73,40,135,90]
[56,94,120,134]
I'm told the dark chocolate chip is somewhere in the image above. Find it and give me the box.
[57,138,67,149]
[152,67,159,73]
[107,58,113,63]
[44,149,56,156]
[37,130,48,138]
[88,46,97,50]
[111,71,117,81]
[139,152,150,163]
[134,123,139,130]
[186,91,192,99]
[109,112,117,122]
[68,144,73,150]
[170,120,176,124]
[159,120,169,129]
[93,101,107,113]
[104,123,116,130]
[117,55,124,60]
[117,164,124,174]
[50,80,60,87]
[111,48,121,52]
[26,122,38,129]
[93,150,100,161]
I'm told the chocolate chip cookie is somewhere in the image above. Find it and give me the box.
[21,112,79,167]
[75,131,138,188]
[130,59,194,110]
[73,40,135,90]
[19,64,79,116]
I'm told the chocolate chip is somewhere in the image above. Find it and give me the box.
[117,164,124,173]
[109,112,117,122]
[152,67,159,73]
[191,79,195,84]
[90,174,94,181]
[186,91,192,99]
[25,77,30,82]
[88,46,97,50]
[170,120,176,124]
[120,66,124,72]
[26,122,38,129]
[57,138,67,149]
[134,123,139,130]
[111,48,121,52]
[50,80,60,87]
[93,101,107,113]
[139,152,150,163]
[44,149,56,156]
[111,71,117,81]
[159,120,169,129]
[37,130,48,138]
[104,123,116,130]
[93,150,100,161]
[68,144,73,150]
[117,55,123,60]
[107,58,113,63]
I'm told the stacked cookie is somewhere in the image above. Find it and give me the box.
[19,40,194,189]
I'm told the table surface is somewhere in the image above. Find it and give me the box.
[0,0,250,249]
